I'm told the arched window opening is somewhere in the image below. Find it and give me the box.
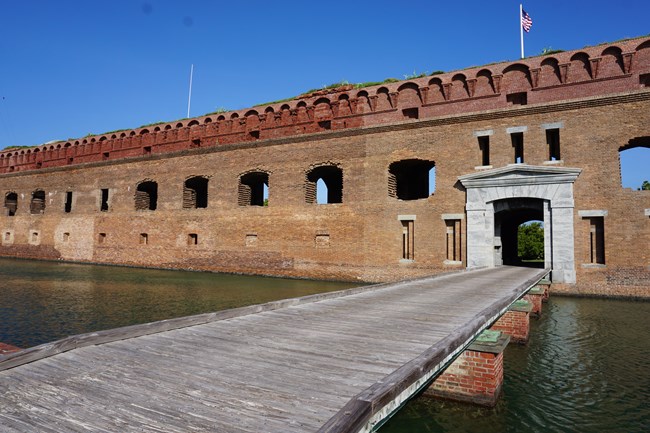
[5,192,17,216]
[619,137,650,190]
[306,165,343,204]
[388,159,435,200]
[135,181,158,210]
[183,176,209,209]
[239,172,269,206]
[30,190,46,214]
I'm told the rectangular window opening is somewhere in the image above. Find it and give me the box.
[4,232,11,242]
[249,130,260,139]
[143,146,152,155]
[546,128,561,161]
[587,217,605,264]
[506,92,528,106]
[445,219,462,262]
[98,233,106,244]
[511,132,524,164]
[478,136,490,166]
[102,152,110,161]
[140,233,148,245]
[318,120,331,130]
[640,73,650,87]
[100,188,109,212]
[188,233,198,245]
[190,139,201,148]
[67,157,74,165]
[63,232,70,242]
[401,220,414,260]
[402,108,419,119]
[64,191,73,213]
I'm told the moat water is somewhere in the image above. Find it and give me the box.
[1,259,648,432]
[0,258,359,348]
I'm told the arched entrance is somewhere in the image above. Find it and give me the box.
[493,198,545,267]
[459,165,581,283]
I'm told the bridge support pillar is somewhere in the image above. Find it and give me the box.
[490,299,532,344]
[524,285,545,317]
[424,330,509,407]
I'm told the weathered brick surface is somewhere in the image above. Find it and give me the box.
[491,310,530,344]
[0,37,648,294]
[425,349,504,406]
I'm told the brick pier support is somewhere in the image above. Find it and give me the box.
[424,330,510,407]
[490,299,532,344]
[524,284,545,317]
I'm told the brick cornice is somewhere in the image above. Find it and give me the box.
[1,89,649,179]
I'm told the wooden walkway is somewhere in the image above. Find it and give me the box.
[0,266,548,433]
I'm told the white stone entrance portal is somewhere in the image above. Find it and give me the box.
[458,165,581,283]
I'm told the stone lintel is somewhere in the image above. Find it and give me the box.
[473,129,494,137]
[397,214,416,221]
[541,121,564,130]
[441,213,465,220]
[578,209,608,217]
[506,126,528,134]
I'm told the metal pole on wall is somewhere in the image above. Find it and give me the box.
[187,64,194,118]
[520,4,525,59]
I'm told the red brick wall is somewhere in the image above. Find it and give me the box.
[0,37,648,295]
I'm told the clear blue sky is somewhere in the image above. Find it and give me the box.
[0,0,648,187]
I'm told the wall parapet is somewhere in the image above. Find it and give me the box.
[1,36,649,175]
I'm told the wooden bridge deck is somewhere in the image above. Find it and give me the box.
[0,266,548,433]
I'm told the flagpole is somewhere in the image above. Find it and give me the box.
[520,4,525,59]
[187,64,194,118]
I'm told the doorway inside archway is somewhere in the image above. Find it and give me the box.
[493,198,546,268]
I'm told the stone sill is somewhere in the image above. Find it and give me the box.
[581,263,606,269]
[543,160,564,165]
[444,260,463,266]
[474,165,493,170]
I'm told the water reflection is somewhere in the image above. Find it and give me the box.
[380,297,650,433]
[0,258,360,348]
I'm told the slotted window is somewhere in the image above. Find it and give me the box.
[64,191,73,213]
[100,189,109,211]
[388,159,435,200]
[30,190,46,214]
[135,181,158,211]
[478,136,490,166]
[183,177,209,209]
[401,220,415,260]
[306,165,343,204]
[5,192,17,216]
[547,129,561,161]
[238,172,268,206]
[588,217,605,264]
[512,132,524,163]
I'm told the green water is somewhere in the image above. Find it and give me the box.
[0,258,360,348]
[379,297,650,433]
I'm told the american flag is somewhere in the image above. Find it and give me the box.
[521,9,533,33]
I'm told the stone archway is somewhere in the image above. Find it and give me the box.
[458,165,581,283]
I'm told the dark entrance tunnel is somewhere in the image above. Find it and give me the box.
[494,199,545,268]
